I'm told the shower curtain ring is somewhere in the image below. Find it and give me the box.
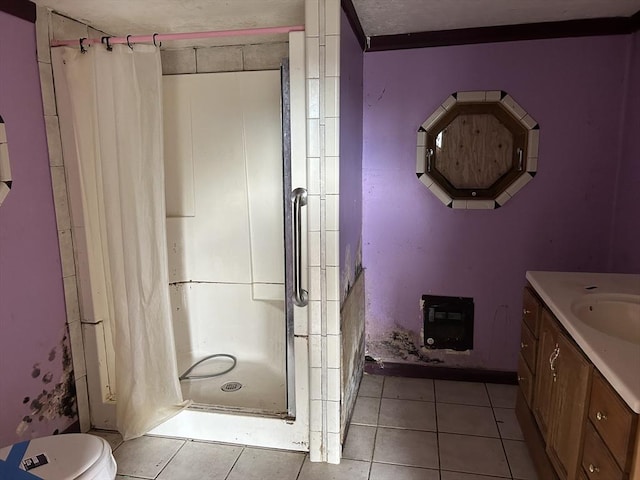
[126,35,134,50]
[153,33,162,48]
[79,37,87,54]
[101,36,113,51]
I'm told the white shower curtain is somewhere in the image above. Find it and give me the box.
[54,44,189,440]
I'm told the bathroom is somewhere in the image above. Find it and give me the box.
[0,0,639,477]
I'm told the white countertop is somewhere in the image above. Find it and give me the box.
[526,271,640,413]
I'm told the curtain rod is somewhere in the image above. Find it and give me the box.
[50,25,305,47]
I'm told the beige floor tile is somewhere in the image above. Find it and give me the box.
[359,374,384,397]
[439,433,510,477]
[350,395,381,425]
[436,403,498,437]
[435,380,490,406]
[342,425,377,461]
[378,398,436,431]
[370,463,439,480]
[226,448,305,480]
[494,407,524,440]
[91,429,123,452]
[157,441,242,479]
[114,436,184,478]
[382,376,435,401]
[441,471,510,479]
[373,427,439,469]
[297,457,370,480]
[486,383,518,408]
[503,439,538,479]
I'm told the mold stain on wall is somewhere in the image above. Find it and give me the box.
[16,333,77,436]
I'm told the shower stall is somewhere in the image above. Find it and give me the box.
[163,67,295,415]
[52,33,311,450]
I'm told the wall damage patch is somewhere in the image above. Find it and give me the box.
[15,334,78,436]
[367,327,444,364]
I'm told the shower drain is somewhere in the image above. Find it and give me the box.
[220,381,243,392]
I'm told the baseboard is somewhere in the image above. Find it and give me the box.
[364,360,517,384]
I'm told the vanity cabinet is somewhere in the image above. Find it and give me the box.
[532,309,592,479]
[516,285,640,480]
[581,372,638,479]
[518,287,540,409]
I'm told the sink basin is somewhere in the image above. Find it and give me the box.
[571,293,640,345]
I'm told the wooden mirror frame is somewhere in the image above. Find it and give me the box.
[0,115,11,207]
[416,91,539,209]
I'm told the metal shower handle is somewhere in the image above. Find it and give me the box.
[292,187,309,307]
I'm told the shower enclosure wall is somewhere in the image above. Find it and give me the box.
[164,70,289,413]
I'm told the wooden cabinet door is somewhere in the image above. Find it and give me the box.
[547,331,592,480]
[533,309,560,439]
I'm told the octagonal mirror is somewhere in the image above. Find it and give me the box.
[416,91,539,209]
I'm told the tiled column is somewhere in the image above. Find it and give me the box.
[35,7,108,433]
[305,0,341,464]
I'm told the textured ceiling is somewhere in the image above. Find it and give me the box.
[32,0,640,45]
[352,0,640,36]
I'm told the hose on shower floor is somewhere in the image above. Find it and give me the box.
[178,353,237,381]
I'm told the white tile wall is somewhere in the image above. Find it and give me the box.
[39,62,57,116]
[305,37,320,79]
[50,13,88,41]
[50,166,71,230]
[303,0,343,463]
[160,49,196,75]
[75,375,91,432]
[243,43,289,71]
[35,7,51,63]
[63,275,81,324]
[45,116,63,166]
[327,368,340,401]
[326,301,340,335]
[58,229,76,278]
[68,319,87,379]
[37,9,94,436]
[196,46,243,73]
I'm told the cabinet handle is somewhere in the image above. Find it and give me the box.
[518,376,526,382]
[596,411,607,421]
[523,308,531,315]
[588,464,600,473]
[549,345,559,381]
[520,342,528,349]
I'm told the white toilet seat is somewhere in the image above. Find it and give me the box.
[0,433,116,479]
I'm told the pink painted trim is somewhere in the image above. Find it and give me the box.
[50,25,305,47]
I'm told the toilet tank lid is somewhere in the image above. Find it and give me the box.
[0,433,112,479]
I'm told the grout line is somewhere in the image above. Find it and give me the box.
[433,378,442,478]
[153,439,188,479]
[224,446,245,480]
[486,382,515,479]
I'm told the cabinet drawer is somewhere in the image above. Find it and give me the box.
[517,352,534,409]
[522,287,541,337]
[588,372,636,470]
[520,322,537,373]
[582,422,624,480]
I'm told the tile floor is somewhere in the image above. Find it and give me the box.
[95,375,537,480]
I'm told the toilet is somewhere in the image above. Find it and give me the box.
[0,433,116,479]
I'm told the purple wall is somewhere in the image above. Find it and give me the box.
[363,35,632,371]
[339,11,364,300]
[0,12,76,446]
[610,31,640,273]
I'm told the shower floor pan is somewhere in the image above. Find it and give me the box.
[179,357,286,413]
